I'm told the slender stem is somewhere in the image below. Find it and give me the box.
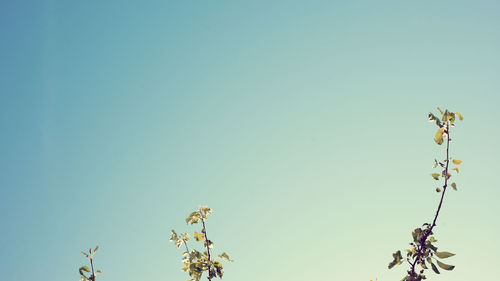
[430,121,451,233]
[90,258,95,281]
[202,219,212,281]
[408,121,451,280]
[183,239,190,253]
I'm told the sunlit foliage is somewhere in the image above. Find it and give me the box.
[171,206,233,281]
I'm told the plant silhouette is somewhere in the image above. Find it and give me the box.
[171,205,233,281]
[76,110,463,281]
[79,246,102,281]
[388,108,464,280]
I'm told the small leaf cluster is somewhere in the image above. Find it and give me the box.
[79,246,102,281]
[389,108,463,281]
[431,156,462,192]
[389,225,455,280]
[171,206,233,281]
[429,108,463,193]
[429,108,462,146]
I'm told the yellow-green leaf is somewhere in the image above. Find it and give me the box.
[437,107,444,115]
[186,211,200,224]
[193,232,205,242]
[201,206,212,216]
[456,112,463,121]
[435,251,455,259]
[429,236,437,242]
[452,159,462,165]
[442,110,455,123]
[420,261,428,269]
[205,239,214,249]
[428,113,438,122]
[218,252,233,262]
[431,173,440,180]
[436,260,455,270]
[431,262,440,274]
[79,266,91,276]
[451,182,457,190]
[175,239,183,248]
[434,127,445,145]
[452,167,459,173]
[388,250,403,269]
[80,266,90,272]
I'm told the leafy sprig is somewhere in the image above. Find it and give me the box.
[79,246,102,281]
[389,108,463,281]
[171,206,233,281]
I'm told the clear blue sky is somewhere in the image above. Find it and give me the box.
[1,1,499,281]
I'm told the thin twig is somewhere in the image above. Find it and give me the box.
[430,121,451,232]
[183,239,190,253]
[202,219,212,281]
[90,258,95,281]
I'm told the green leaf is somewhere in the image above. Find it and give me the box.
[170,230,184,248]
[428,113,438,122]
[79,266,91,276]
[429,236,437,243]
[431,262,440,274]
[218,252,233,262]
[79,266,90,272]
[451,182,457,190]
[412,228,422,242]
[170,230,178,242]
[205,240,214,249]
[193,232,205,242]
[435,251,455,259]
[200,206,212,216]
[436,260,455,270]
[175,239,183,248]
[434,127,445,145]
[214,261,224,278]
[388,250,403,269]
[443,110,456,123]
[426,241,438,252]
[186,212,201,224]
[431,173,440,180]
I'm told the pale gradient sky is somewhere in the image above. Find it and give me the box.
[1,1,499,281]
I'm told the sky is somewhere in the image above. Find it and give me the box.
[1,1,499,281]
